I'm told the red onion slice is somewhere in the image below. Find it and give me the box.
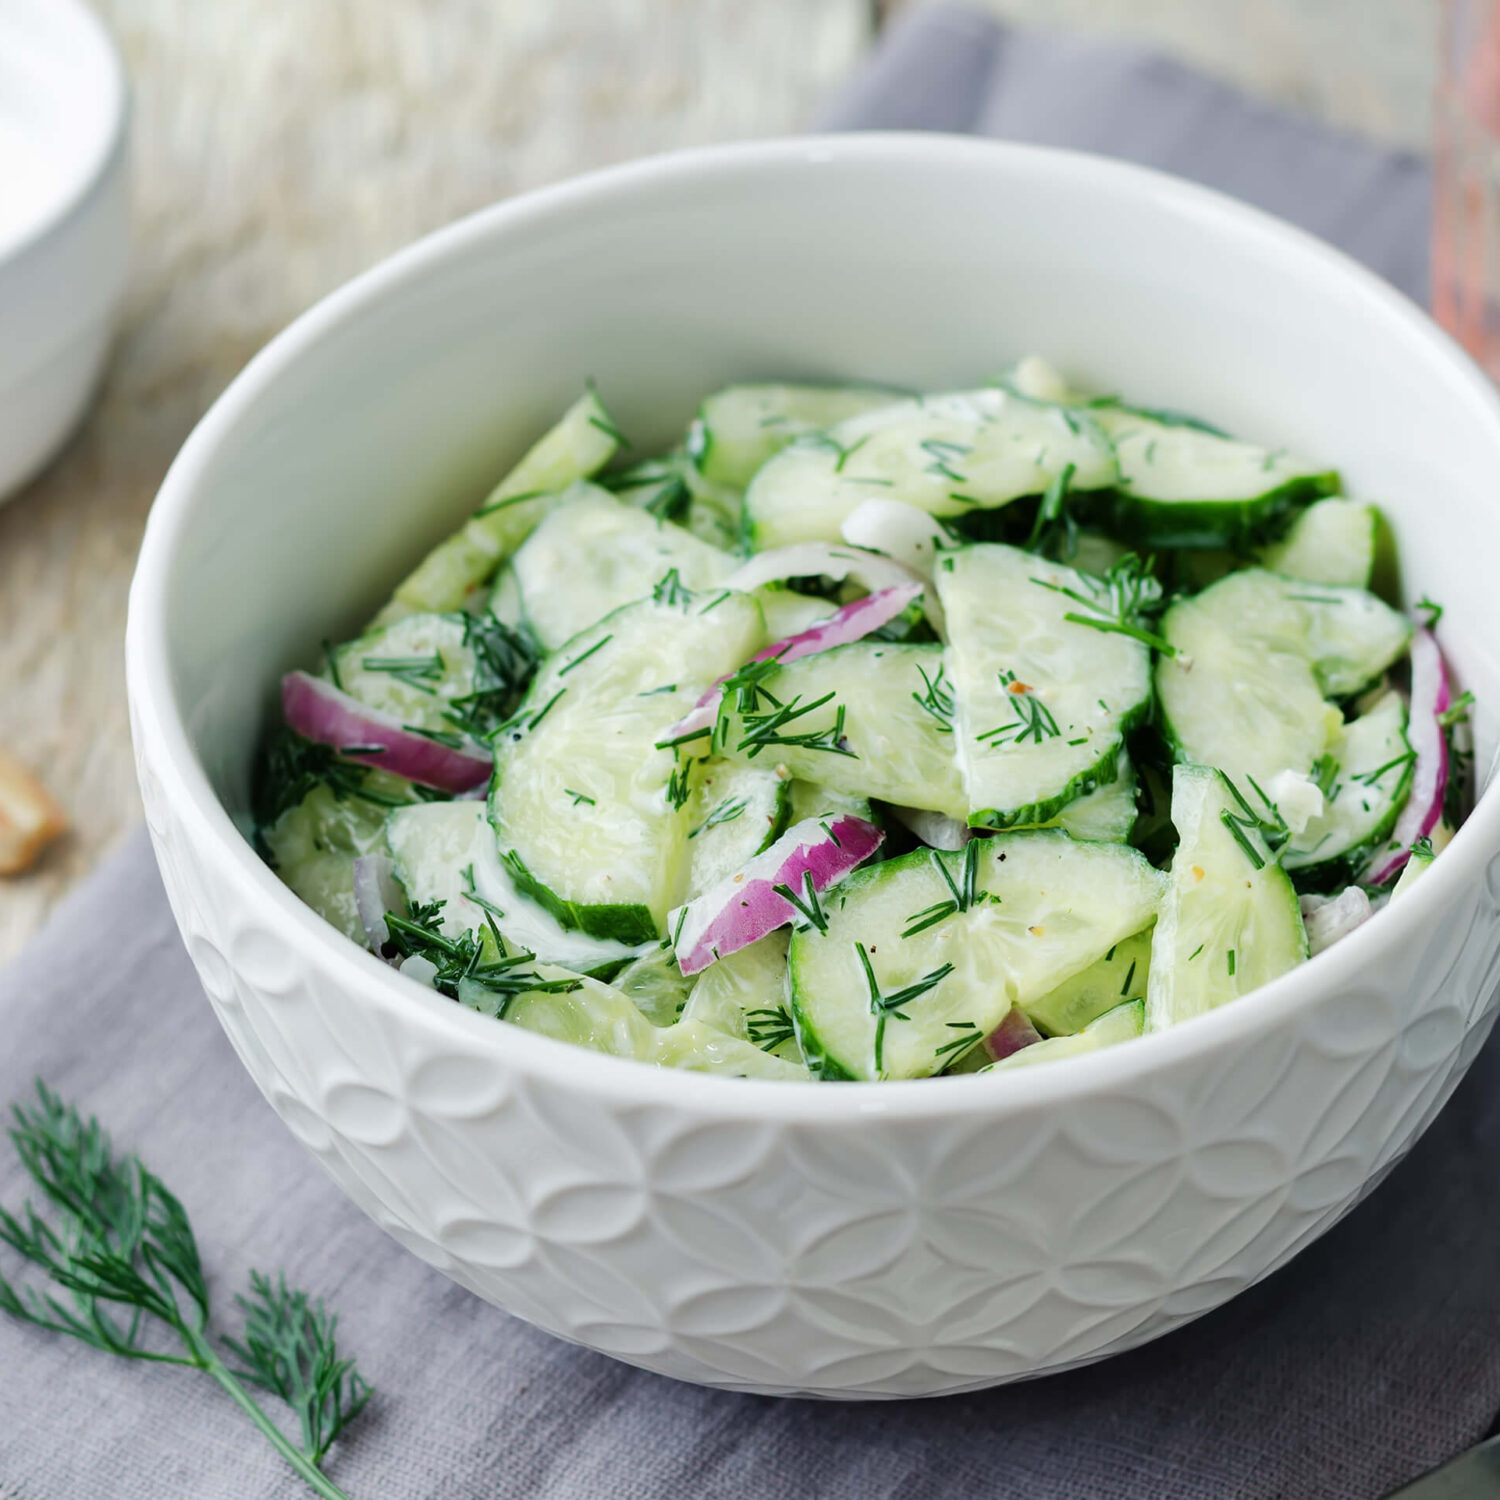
[670,813,884,975]
[889,804,971,851]
[282,670,490,795]
[1363,625,1451,885]
[1299,887,1373,956]
[983,1007,1044,1062]
[665,583,924,744]
[352,852,405,957]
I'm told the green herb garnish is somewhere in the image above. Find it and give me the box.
[0,1082,372,1499]
[1030,553,1175,656]
[772,870,829,934]
[977,671,1060,747]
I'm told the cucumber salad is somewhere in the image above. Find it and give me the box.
[253,359,1473,1082]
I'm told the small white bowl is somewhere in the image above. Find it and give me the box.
[127,136,1500,1398]
[0,0,129,503]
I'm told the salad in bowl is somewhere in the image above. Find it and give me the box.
[255,358,1469,1083]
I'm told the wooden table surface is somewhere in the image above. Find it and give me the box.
[0,0,1430,963]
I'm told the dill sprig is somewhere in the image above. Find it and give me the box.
[1030,554,1175,656]
[910,661,955,734]
[933,1020,981,1064]
[901,844,982,937]
[735,692,857,760]
[253,730,410,831]
[689,796,749,839]
[1023,462,1078,560]
[1440,689,1476,826]
[360,652,444,693]
[745,1007,798,1053]
[606,453,693,523]
[1219,775,1290,871]
[976,670,1060,747]
[855,943,956,1074]
[0,1082,371,1499]
[652,569,693,608]
[442,614,539,741]
[665,761,693,812]
[772,870,829,933]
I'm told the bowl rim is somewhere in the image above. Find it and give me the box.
[126,130,1500,1122]
[0,0,130,270]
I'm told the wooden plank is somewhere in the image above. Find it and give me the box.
[0,0,871,962]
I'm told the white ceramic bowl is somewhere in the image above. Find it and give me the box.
[0,0,129,502]
[127,136,1500,1399]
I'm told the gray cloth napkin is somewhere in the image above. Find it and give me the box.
[1,12,1489,1499]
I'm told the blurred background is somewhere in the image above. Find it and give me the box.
[0,0,1443,961]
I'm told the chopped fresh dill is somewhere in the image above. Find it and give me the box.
[406,726,467,749]
[690,796,749,838]
[565,788,596,807]
[1410,834,1434,859]
[1438,689,1476,729]
[698,590,733,615]
[1188,944,1204,961]
[461,863,507,929]
[1120,959,1137,996]
[1024,462,1078,558]
[745,1006,797,1053]
[736,692,857,760]
[920,438,970,482]
[606,454,691,522]
[773,870,829,933]
[652,568,693,608]
[1227,948,1237,977]
[322,640,344,692]
[1415,595,1444,628]
[1310,753,1340,800]
[910,660,955,733]
[1030,553,1175,656]
[977,670,1060,747]
[360,652,445,693]
[638,683,677,696]
[934,1021,981,1062]
[855,942,956,1073]
[1352,750,1416,788]
[526,688,566,731]
[901,845,980,938]
[558,635,612,675]
[253,730,410,831]
[833,434,868,473]
[443,615,539,741]
[474,486,547,518]
[665,761,693,812]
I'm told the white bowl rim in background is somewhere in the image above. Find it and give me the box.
[127,131,1500,1123]
[0,0,128,266]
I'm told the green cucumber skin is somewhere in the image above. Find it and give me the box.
[966,709,1150,831]
[789,1021,860,1083]
[1100,473,1342,551]
[498,848,659,947]
[1284,758,1414,895]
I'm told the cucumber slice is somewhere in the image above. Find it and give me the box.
[1256,498,1378,587]
[609,946,693,1025]
[1157,569,1411,792]
[1290,580,1413,697]
[384,800,643,971]
[785,780,874,825]
[788,832,1165,1080]
[714,641,966,819]
[510,485,735,650]
[1021,928,1152,1035]
[1392,837,1439,899]
[685,760,791,897]
[375,388,621,622]
[937,543,1152,828]
[1145,765,1308,1031]
[983,998,1144,1069]
[743,389,1118,550]
[681,932,803,1063]
[1091,405,1340,549]
[501,967,807,1079]
[327,611,533,737]
[1043,751,1137,843]
[754,587,838,641]
[263,780,409,945]
[489,589,764,942]
[688,384,902,490]
[1284,692,1413,890]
